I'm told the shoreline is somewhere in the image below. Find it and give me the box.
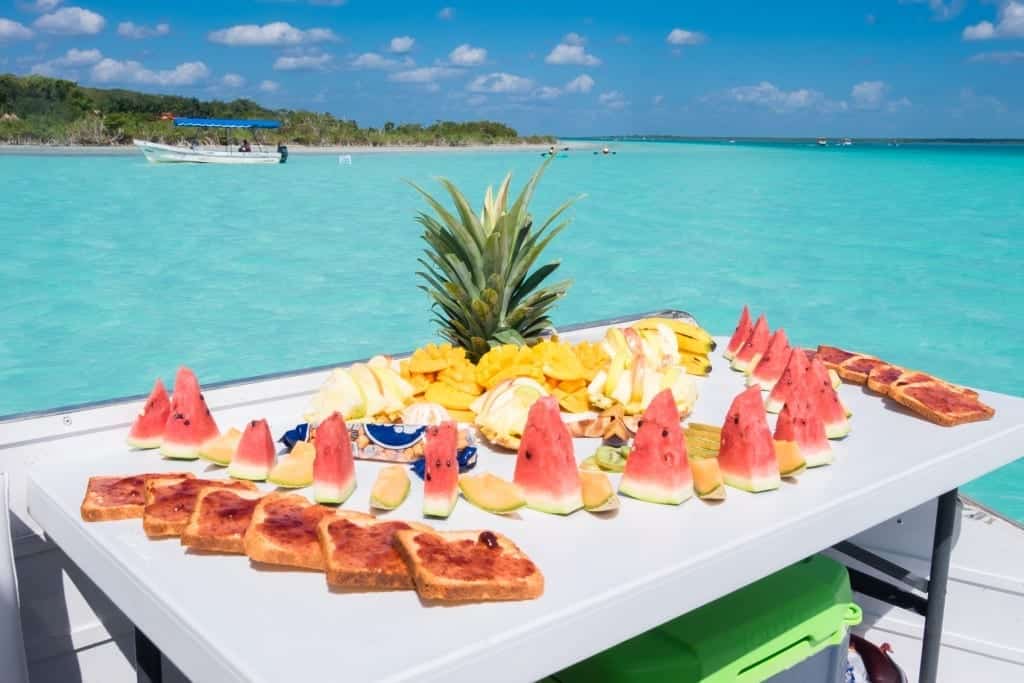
[0,142,590,156]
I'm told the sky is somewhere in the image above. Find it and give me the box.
[1,0,1023,137]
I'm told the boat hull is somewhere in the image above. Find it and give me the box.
[133,139,281,165]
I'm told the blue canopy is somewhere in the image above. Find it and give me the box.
[173,118,281,129]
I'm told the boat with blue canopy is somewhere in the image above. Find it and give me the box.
[133,117,288,165]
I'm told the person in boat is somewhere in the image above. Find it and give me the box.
[601,146,610,155]
[238,139,252,153]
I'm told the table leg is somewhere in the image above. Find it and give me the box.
[134,627,163,683]
[919,488,958,683]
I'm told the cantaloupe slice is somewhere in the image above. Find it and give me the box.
[580,470,619,512]
[199,427,243,466]
[267,441,315,488]
[689,455,726,500]
[774,439,807,478]
[370,465,410,510]
[458,473,526,514]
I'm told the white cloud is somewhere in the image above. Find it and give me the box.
[710,81,842,113]
[599,90,628,109]
[389,35,414,53]
[449,43,486,66]
[209,22,337,46]
[532,86,561,100]
[30,47,101,75]
[963,1,1024,40]
[259,79,279,93]
[438,7,455,20]
[468,72,534,93]
[562,32,585,46]
[221,73,245,88]
[901,0,964,21]
[23,0,62,12]
[34,7,105,35]
[273,52,332,71]
[545,43,601,66]
[851,80,887,109]
[350,51,410,69]
[117,21,169,39]
[389,65,460,84]
[0,18,34,41]
[666,28,707,46]
[564,73,594,93]
[969,49,1024,63]
[653,94,664,105]
[887,96,912,112]
[91,58,209,86]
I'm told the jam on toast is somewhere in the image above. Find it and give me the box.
[181,487,264,553]
[81,473,194,522]
[243,492,335,571]
[317,511,431,591]
[890,380,994,427]
[143,477,257,538]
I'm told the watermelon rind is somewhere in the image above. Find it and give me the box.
[730,315,770,373]
[520,488,584,515]
[619,478,692,506]
[227,461,273,481]
[127,435,163,450]
[423,490,458,518]
[314,476,356,505]
[718,386,781,493]
[159,439,206,460]
[722,472,781,493]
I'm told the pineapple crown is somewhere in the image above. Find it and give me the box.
[409,158,582,362]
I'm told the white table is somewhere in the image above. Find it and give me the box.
[26,335,1024,683]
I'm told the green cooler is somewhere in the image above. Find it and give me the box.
[550,555,862,683]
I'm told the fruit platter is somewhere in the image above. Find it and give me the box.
[22,161,1021,683]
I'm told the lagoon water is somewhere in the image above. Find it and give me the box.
[2,141,1022,517]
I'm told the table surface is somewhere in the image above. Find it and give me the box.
[26,337,1024,683]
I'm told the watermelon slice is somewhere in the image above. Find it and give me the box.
[730,314,770,373]
[807,358,851,439]
[127,378,170,449]
[227,419,277,481]
[619,389,693,505]
[514,396,583,515]
[723,305,752,361]
[423,421,459,517]
[313,412,357,504]
[765,348,808,414]
[774,392,832,467]
[748,329,790,390]
[161,367,220,460]
[718,386,780,492]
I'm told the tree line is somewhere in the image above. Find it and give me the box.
[0,74,554,146]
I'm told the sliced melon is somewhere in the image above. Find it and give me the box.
[268,441,316,488]
[580,471,619,512]
[774,439,807,478]
[594,445,629,473]
[199,427,243,466]
[458,473,526,514]
[689,456,726,500]
[579,456,602,472]
[370,465,411,510]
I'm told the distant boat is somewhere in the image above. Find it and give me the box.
[134,118,287,165]
[816,138,828,146]
[841,138,853,147]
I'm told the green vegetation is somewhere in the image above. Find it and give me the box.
[0,74,554,147]
[411,159,577,362]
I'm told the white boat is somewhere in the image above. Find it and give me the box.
[2,310,1023,682]
[134,117,287,165]
[841,138,854,147]
[817,138,829,146]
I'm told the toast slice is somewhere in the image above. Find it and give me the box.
[890,381,994,427]
[243,492,335,571]
[181,487,264,554]
[815,345,859,371]
[889,369,980,399]
[866,363,904,395]
[143,478,257,538]
[317,511,431,591]
[81,472,194,522]
[393,528,544,602]
[837,355,888,385]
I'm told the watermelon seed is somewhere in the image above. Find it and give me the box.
[435,459,441,467]
[426,473,432,482]
[662,428,668,437]
[637,420,643,427]
[184,419,190,426]
[524,450,532,460]
[446,459,452,467]
[251,420,258,427]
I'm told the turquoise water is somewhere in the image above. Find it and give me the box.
[2,142,1022,515]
